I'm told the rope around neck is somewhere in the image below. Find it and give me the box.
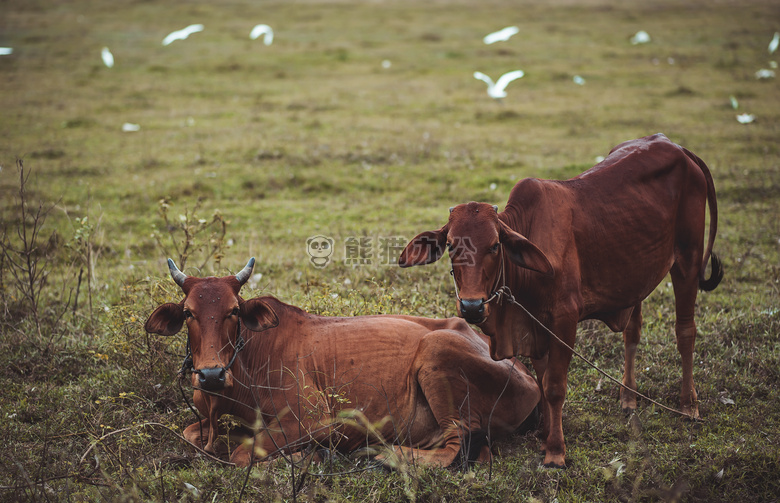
[449,250,701,421]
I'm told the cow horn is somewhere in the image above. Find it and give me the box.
[493,205,499,212]
[235,257,256,286]
[449,207,454,213]
[167,258,187,287]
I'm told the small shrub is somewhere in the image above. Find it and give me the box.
[0,160,76,351]
[150,197,229,274]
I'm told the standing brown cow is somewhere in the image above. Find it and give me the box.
[145,258,541,467]
[399,134,723,468]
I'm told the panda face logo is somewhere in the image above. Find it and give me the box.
[306,235,334,268]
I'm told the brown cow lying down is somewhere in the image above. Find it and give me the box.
[145,258,541,468]
[399,133,723,468]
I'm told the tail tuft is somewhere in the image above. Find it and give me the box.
[699,252,724,292]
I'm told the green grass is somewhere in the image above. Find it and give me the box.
[1,0,779,501]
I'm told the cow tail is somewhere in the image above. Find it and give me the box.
[684,147,724,292]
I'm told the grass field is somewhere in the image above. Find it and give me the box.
[1,0,779,501]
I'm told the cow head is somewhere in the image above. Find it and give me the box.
[399,202,553,324]
[144,258,278,392]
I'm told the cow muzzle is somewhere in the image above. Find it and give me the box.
[459,298,486,324]
[195,367,227,392]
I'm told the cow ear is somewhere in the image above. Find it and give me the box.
[240,298,279,332]
[398,225,448,267]
[145,303,185,336]
[498,220,554,277]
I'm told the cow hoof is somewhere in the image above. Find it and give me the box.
[350,447,381,460]
[543,460,567,469]
[622,406,636,417]
[542,453,566,469]
[373,450,406,472]
[375,456,401,473]
[230,451,252,467]
[681,407,701,422]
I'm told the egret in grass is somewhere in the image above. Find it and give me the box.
[483,26,519,45]
[631,30,651,45]
[736,113,755,124]
[473,70,524,99]
[250,24,274,45]
[162,24,204,46]
[769,32,779,55]
[101,47,114,68]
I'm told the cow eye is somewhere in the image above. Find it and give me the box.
[231,307,240,317]
[490,243,500,254]
[446,242,453,252]
[183,309,193,319]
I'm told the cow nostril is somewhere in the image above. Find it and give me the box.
[197,367,227,391]
[460,299,485,317]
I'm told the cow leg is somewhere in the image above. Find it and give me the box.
[620,304,642,414]
[670,265,701,419]
[388,423,481,469]
[531,354,549,453]
[540,319,576,468]
[182,415,233,458]
[392,330,536,468]
[183,418,210,448]
[408,377,482,467]
[228,411,318,467]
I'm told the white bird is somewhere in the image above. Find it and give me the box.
[729,95,739,110]
[473,70,524,99]
[769,32,779,55]
[573,75,586,85]
[183,482,200,498]
[162,24,204,46]
[483,26,519,45]
[755,68,775,79]
[630,30,651,45]
[250,24,273,45]
[122,122,141,132]
[0,47,12,55]
[736,113,755,124]
[101,47,114,68]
